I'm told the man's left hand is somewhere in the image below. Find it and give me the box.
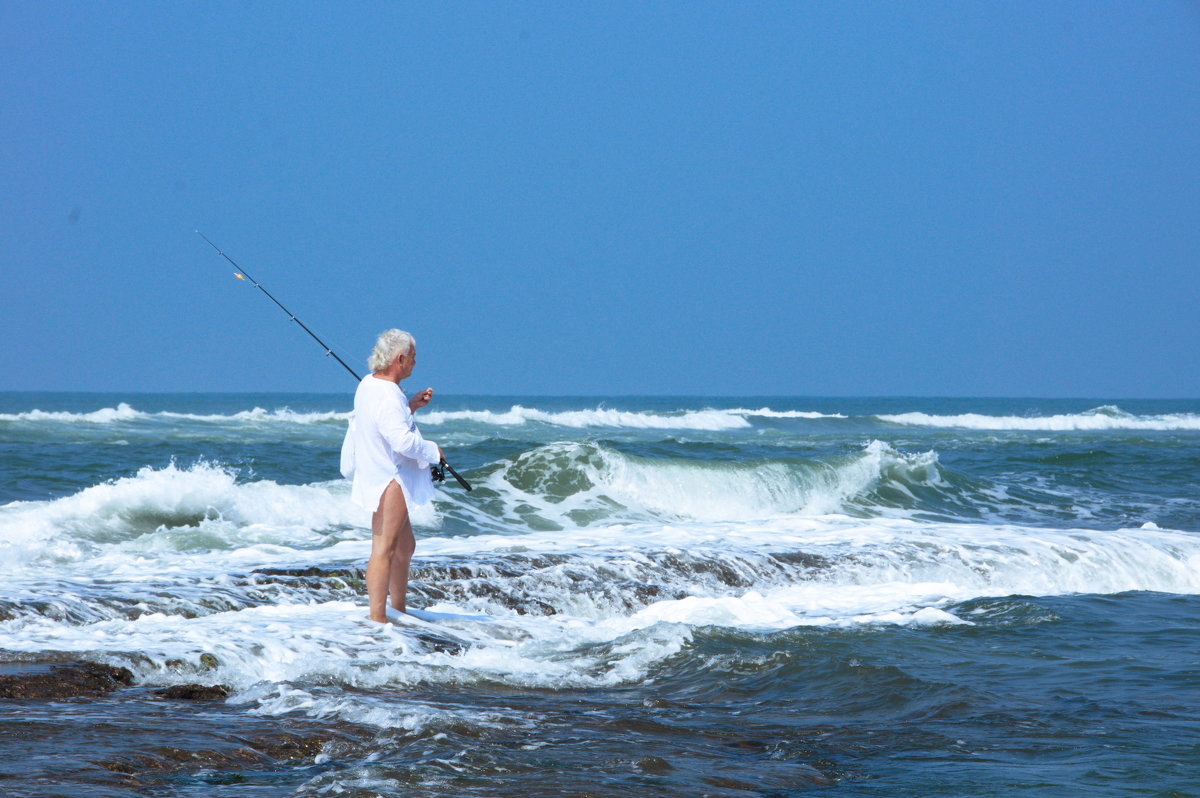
[409,388,434,412]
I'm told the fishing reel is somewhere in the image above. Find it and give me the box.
[431,460,473,492]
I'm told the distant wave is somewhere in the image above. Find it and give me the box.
[0,402,145,423]
[420,406,751,430]
[0,404,349,425]
[878,406,1200,432]
[420,405,842,430]
[728,407,846,420]
[1,403,843,431]
[165,408,349,424]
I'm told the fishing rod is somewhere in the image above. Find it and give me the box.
[196,230,472,492]
[196,231,362,381]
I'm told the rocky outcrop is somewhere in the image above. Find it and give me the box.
[97,730,339,777]
[155,684,231,700]
[0,662,134,699]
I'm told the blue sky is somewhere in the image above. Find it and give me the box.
[3,2,1198,396]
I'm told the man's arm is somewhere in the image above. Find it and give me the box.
[377,395,441,465]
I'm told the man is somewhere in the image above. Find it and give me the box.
[340,329,443,622]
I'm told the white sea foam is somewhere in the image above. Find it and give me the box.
[728,407,847,419]
[0,438,941,579]
[163,407,349,424]
[255,407,346,423]
[7,393,1198,749]
[418,405,844,429]
[0,402,146,423]
[233,681,521,734]
[420,405,754,430]
[411,513,1200,595]
[0,402,844,431]
[625,587,971,630]
[879,406,1200,431]
[0,404,349,425]
[588,444,892,520]
[3,510,1199,726]
[3,424,1198,726]
[0,462,437,572]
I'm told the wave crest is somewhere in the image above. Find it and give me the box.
[1,402,846,432]
[878,406,1200,431]
[475,440,943,526]
[0,404,349,426]
[0,462,373,569]
[420,405,753,430]
[0,402,145,423]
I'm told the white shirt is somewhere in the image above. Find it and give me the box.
[340,375,441,511]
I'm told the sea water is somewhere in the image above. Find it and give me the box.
[1,393,1198,796]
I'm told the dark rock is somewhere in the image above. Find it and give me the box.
[99,747,268,775]
[254,566,363,579]
[635,755,674,774]
[97,730,337,776]
[249,566,368,595]
[246,731,329,760]
[798,765,833,786]
[769,551,834,570]
[0,662,134,699]
[156,684,230,700]
[409,631,467,655]
[702,775,761,791]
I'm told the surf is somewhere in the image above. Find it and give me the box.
[878,405,1200,431]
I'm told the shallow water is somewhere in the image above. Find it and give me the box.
[1,393,1198,795]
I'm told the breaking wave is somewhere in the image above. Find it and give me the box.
[879,405,1200,431]
[470,440,953,529]
[0,403,348,426]
[1,402,848,433]
[0,462,420,572]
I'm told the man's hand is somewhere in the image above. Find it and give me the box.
[409,387,434,413]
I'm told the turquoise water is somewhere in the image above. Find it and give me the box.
[1,393,1198,795]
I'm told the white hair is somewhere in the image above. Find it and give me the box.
[367,329,415,372]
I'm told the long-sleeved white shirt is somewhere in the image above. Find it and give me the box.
[340,375,440,511]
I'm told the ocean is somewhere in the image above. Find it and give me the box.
[1,392,1198,797]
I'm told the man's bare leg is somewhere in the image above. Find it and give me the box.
[389,516,416,614]
[367,480,408,622]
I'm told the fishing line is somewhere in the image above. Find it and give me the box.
[196,230,472,491]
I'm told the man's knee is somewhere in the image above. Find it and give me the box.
[393,533,415,560]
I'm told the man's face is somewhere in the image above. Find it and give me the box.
[396,345,416,380]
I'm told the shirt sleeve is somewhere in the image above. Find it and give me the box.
[374,392,441,466]
[339,412,356,480]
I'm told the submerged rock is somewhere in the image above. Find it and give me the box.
[156,684,230,700]
[97,729,340,776]
[408,630,467,655]
[0,662,134,699]
[636,755,674,774]
[251,566,366,592]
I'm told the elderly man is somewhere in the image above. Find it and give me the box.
[341,329,443,622]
